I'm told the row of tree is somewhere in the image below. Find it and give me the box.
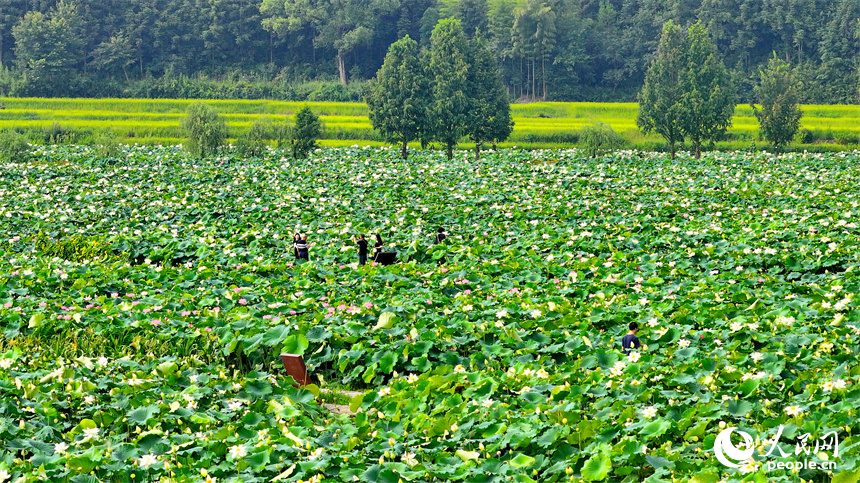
[367,19,512,160]
[637,21,803,158]
[0,0,857,102]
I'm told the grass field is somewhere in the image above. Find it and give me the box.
[1,97,858,150]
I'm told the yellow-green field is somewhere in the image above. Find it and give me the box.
[1,97,858,150]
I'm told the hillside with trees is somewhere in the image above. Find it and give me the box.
[0,0,857,103]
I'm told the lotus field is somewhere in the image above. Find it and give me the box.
[2,145,860,483]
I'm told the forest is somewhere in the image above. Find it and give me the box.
[0,0,858,103]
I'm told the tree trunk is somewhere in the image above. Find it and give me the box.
[542,56,546,100]
[669,140,675,160]
[446,141,454,160]
[474,142,480,161]
[401,136,408,159]
[337,50,348,86]
[694,140,701,159]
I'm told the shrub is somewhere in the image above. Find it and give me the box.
[289,107,323,159]
[181,102,227,158]
[234,118,273,158]
[796,128,815,144]
[34,232,127,263]
[91,131,123,159]
[0,130,31,163]
[579,123,625,157]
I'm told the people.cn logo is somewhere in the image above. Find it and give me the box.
[714,427,755,468]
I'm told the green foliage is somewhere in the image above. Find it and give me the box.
[235,117,273,158]
[0,130,31,163]
[289,106,322,159]
[1,146,860,480]
[579,123,625,157]
[753,57,803,152]
[638,21,736,159]
[465,37,514,159]
[90,131,122,159]
[181,102,227,158]
[428,19,473,159]
[367,35,431,159]
[260,0,397,85]
[678,22,736,159]
[637,21,687,159]
[34,232,126,263]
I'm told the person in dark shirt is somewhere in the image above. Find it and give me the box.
[373,234,384,261]
[621,322,642,355]
[434,227,447,265]
[295,235,309,261]
[293,233,301,259]
[356,234,368,265]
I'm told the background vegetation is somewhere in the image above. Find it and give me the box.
[0,0,857,103]
[0,98,857,152]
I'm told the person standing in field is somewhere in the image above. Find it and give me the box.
[373,234,384,261]
[295,235,310,261]
[434,227,447,265]
[356,234,368,265]
[621,322,642,355]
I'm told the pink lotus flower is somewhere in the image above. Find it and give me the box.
[238,298,248,305]
[263,315,272,320]
[233,288,242,293]
[181,311,191,316]
[39,302,47,307]
[337,304,347,311]
[111,293,119,298]
[364,302,373,309]
[4,302,12,308]
[463,289,472,295]
[289,310,296,315]
[204,327,212,332]
[151,319,161,327]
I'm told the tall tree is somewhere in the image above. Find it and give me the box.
[260,0,397,85]
[457,0,489,37]
[12,1,85,93]
[678,21,735,159]
[466,37,513,159]
[636,20,686,159]
[367,35,431,159]
[428,18,473,159]
[752,56,802,151]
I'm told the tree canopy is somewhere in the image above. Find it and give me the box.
[0,0,856,102]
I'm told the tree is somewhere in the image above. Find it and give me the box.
[289,106,322,159]
[260,0,397,85]
[367,35,431,159]
[678,22,736,159]
[235,117,273,158]
[466,37,513,159]
[752,56,802,151]
[512,0,556,100]
[636,21,686,159]
[182,103,227,158]
[12,1,85,93]
[428,19,473,159]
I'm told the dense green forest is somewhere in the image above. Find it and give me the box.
[0,0,858,102]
